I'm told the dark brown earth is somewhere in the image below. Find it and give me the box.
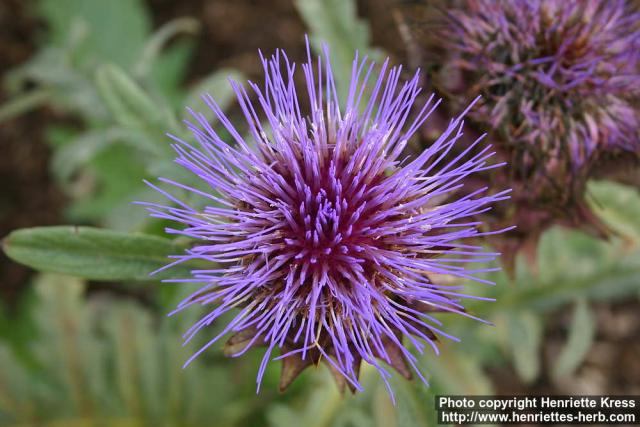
[0,0,637,398]
[0,0,65,306]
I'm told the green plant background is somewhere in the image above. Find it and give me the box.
[1,1,639,426]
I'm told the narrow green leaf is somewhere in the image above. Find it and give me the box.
[134,16,200,78]
[148,39,195,109]
[95,64,164,128]
[507,312,542,383]
[295,0,383,102]
[2,226,193,281]
[498,263,640,312]
[552,299,596,378]
[588,180,640,242]
[32,275,95,417]
[105,303,155,420]
[0,88,52,123]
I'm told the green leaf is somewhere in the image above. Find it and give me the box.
[133,17,200,79]
[64,143,150,228]
[588,180,640,242]
[391,378,430,427]
[0,88,52,124]
[2,226,194,281]
[295,0,383,102]
[30,275,101,417]
[37,0,151,69]
[0,273,253,425]
[499,261,640,312]
[51,128,128,185]
[507,311,542,383]
[426,348,494,396]
[5,45,108,121]
[475,227,640,315]
[552,298,596,378]
[96,64,165,128]
[148,39,195,109]
[267,369,343,427]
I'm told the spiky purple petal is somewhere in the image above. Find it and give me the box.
[142,41,510,396]
[440,0,640,168]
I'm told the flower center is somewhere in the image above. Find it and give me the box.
[283,183,368,265]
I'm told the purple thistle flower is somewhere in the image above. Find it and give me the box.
[439,0,640,171]
[417,0,640,271]
[141,41,510,398]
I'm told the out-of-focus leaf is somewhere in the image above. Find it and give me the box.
[0,88,52,124]
[65,143,149,227]
[552,298,596,378]
[267,369,343,427]
[267,406,300,427]
[333,408,374,427]
[588,180,640,242]
[506,311,542,383]
[373,384,398,427]
[472,226,640,315]
[499,261,640,312]
[5,46,107,121]
[391,378,429,427]
[422,344,494,396]
[532,228,611,285]
[51,128,122,185]
[95,64,166,129]
[2,226,193,281]
[105,303,158,421]
[0,286,39,373]
[2,0,244,236]
[30,274,105,418]
[0,274,256,426]
[295,0,383,101]
[134,17,200,78]
[37,0,150,69]
[149,39,195,109]
[183,69,245,124]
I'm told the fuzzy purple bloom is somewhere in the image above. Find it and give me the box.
[440,0,640,169]
[141,42,510,397]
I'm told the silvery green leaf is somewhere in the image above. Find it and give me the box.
[2,226,195,281]
[507,311,542,383]
[134,17,200,78]
[552,298,596,378]
[295,0,384,102]
[95,64,165,128]
[588,180,640,242]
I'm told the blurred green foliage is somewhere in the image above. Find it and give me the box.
[2,0,242,231]
[295,0,383,103]
[0,274,302,427]
[1,0,639,426]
